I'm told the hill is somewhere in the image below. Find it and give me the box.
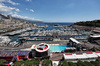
[73,20,100,27]
[0,14,34,33]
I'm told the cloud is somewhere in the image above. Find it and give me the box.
[26,8,34,12]
[0,3,20,14]
[0,0,41,21]
[0,0,19,5]
[0,0,20,18]
[8,0,19,5]
[15,9,20,12]
[12,13,42,21]
[26,8,28,10]
[12,14,34,20]
[30,9,34,12]
[0,0,20,14]
[26,0,31,2]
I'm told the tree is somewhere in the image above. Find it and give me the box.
[42,59,52,66]
[24,59,40,66]
[77,60,87,66]
[59,60,69,66]
[84,61,94,66]
[14,60,24,66]
[0,59,6,65]
[68,62,77,66]
[14,59,40,66]
[90,60,99,66]
[24,60,33,66]
[31,59,40,66]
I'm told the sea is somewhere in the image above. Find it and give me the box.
[35,22,74,30]
[35,22,74,26]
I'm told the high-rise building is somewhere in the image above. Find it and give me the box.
[7,15,12,20]
[0,16,1,20]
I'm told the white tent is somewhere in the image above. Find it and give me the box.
[74,53,88,62]
[95,51,100,57]
[85,52,98,61]
[63,53,77,63]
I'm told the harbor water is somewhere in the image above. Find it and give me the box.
[7,22,88,44]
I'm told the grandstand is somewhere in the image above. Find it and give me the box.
[0,50,30,62]
[63,51,100,63]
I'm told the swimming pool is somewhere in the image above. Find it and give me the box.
[50,45,70,52]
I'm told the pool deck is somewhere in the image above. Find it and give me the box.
[49,44,60,45]
[49,43,67,45]
[51,51,61,53]
[50,53,63,61]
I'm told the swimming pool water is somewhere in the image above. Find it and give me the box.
[50,45,70,51]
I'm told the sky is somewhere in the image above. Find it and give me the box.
[0,0,100,22]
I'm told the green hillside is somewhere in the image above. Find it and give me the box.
[74,20,100,27]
